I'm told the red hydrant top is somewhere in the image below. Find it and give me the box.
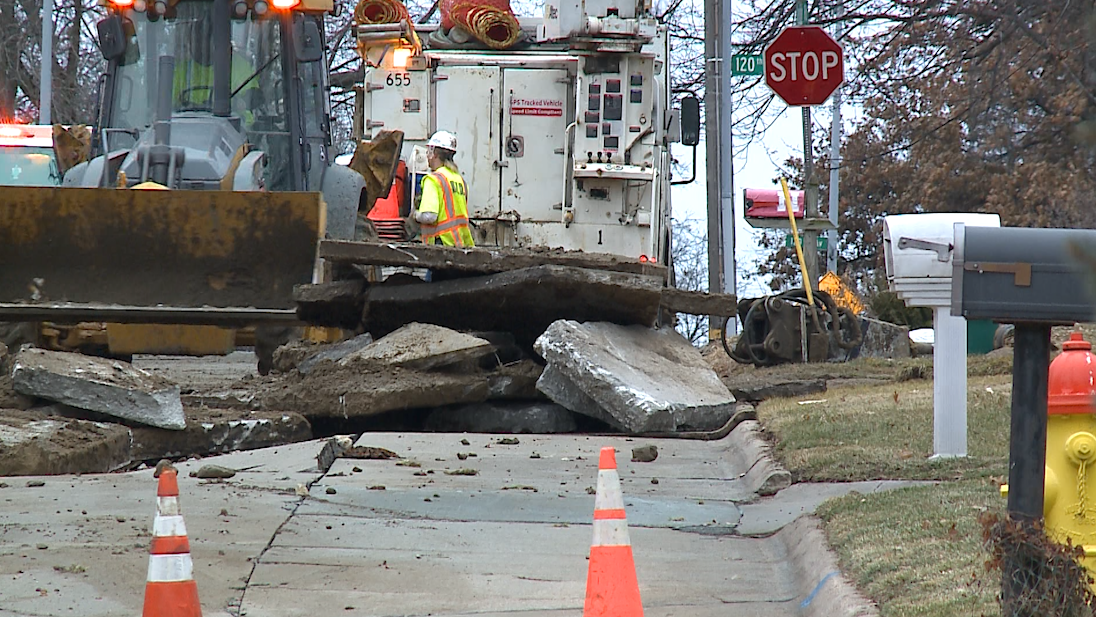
[1048,332,1096,415]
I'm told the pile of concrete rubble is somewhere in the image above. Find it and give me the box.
[0,318,741,476]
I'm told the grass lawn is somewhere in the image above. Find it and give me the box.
[753,360,1017,616]
[816,479,1004,617]
[756,374,1011,482]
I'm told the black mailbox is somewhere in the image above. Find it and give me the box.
[952,225,1096,324]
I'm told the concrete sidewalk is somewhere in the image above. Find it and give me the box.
[0,432,902,616]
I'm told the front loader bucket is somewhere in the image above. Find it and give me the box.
[0,187,323,325]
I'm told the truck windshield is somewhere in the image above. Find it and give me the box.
[0,147,59,186]
[107,1,283,136]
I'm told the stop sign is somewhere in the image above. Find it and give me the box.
[764,26,844,106]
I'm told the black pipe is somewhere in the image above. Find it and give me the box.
[212,0,231,117]
[154,55,175,145]
[280,11,306,191]
[1002,322,1051,615]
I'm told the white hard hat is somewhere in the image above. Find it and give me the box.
[427,130,457,152]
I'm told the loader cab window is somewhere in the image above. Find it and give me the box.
[104,1,286,148]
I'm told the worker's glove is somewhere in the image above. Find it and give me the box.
[405,209,421,238]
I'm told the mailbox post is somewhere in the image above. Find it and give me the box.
[953,224,1096,613]
[883,213,1001,457]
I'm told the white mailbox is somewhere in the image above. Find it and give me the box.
[883,213,1001,307]
[880,211,1000,460]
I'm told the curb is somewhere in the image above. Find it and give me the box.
[776,515,880,617]
[725,419,792,496]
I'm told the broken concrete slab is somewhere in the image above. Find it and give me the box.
[837,316,910,360]
[318,240,667,278]
[487,360,545,400]
[130,409,312,461]
[272,333,376,375]
[342,323,494,371]
[0,409,131,476]
[661,287,737,317]
[423,401,577,434]
[258,358,490,420]
[294,279,366,330]
[729,379,827,404]
[534,321,737,434]
[181,389,259,411]
[11,348,185,430]
[299,333,374,374]
[362,266,664,346]
[535,364,619,428]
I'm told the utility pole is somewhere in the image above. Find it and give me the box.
[39,0,53,124]
[796,0,819,289]
[826,88,841,274]
[826,0,844,275]
[704,0,725,337]
[719,0,736,334]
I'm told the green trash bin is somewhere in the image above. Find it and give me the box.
[967,319,997,355]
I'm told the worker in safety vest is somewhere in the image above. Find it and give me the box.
[413,131,474,247]
[172,19,259,124]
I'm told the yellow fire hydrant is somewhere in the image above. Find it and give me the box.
[1003,332,1096,579]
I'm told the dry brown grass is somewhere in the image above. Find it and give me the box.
[756,375,1011,482]
[817,480,1004,617]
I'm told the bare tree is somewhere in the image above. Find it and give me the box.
[669,216,709,345]
[0,0,103,122]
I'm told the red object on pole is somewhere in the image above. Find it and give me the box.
[764,26,844,107]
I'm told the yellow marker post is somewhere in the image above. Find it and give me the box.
[780,178,815,307]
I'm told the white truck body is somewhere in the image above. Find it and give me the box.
[358,5,677,266]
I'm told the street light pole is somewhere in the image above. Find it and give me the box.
[720,0,736,334]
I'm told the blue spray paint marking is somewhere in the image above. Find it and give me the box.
[800,571,839,608]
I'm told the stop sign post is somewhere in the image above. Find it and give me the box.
[764,26,844,106]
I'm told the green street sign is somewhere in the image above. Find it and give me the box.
[785,233,828,251]
[731,54,764,76]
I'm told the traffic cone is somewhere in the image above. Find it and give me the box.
[142,468,203,617]
[583,447,644,617]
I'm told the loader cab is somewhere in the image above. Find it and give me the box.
[92,0,332,191]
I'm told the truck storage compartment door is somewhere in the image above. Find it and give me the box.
[435,65,502,220]
[500,68,570,225]
[364,65,431,141]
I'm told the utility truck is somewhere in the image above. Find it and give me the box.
[353,0,700,267]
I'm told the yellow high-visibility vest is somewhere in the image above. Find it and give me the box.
[420,167,474,247]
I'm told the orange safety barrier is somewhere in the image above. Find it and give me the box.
[142,468,203,617]
[583,447,644,617]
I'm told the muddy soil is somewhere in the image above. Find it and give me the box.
[256,356,490,419]
[0,374,33,410]
[0,409,131,476]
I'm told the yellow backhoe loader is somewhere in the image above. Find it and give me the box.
[0,0,372,371]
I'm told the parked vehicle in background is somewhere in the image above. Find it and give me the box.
[0,124,60,186]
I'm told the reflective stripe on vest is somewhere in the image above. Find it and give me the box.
[422,171,469,247]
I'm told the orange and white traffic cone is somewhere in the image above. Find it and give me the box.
[583,447,644,617]
[142,467,203,617]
